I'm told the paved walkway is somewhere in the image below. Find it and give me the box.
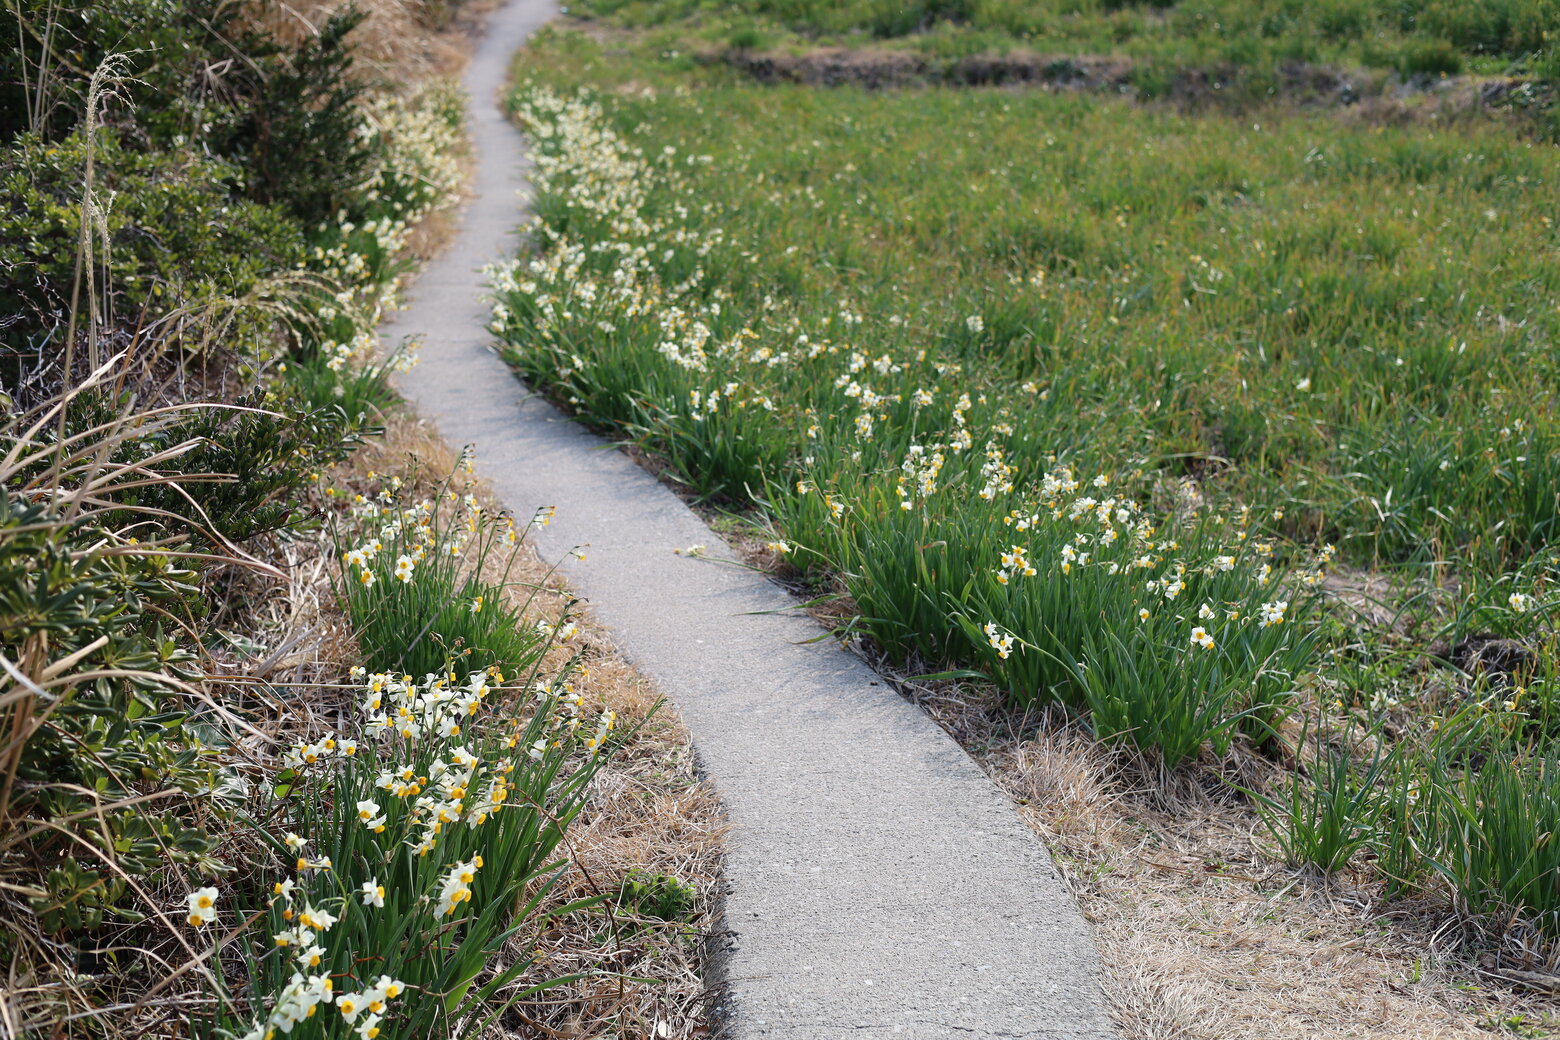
[385,2,1117,1035]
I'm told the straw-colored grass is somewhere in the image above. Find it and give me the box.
[895,680,1552,1040]
[238,0,475,83]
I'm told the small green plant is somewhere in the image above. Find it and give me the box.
[727,25,768,51]
[331,453,547,678]
[283,343,408,427]
[617,867,698,924]
[1255,709,1399,873]
[1416,734,1560,933]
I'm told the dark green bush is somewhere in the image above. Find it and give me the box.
[0,130,302,352]
[0,489,220,937]
[2,0,381,226]
[207,6,376,226]
[0,0,189,143]
[133,393,359,542]
[0,369,369,942]
[866,0,975,38]
[51,388,360,545]
[727,24,769,50]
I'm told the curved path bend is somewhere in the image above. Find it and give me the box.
[385,2,1117,1036]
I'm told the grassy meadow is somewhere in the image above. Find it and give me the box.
[495,16,1560,970]
[579,0,1560,88]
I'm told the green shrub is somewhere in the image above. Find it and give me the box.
[0,130,302,353]
[728,24,769,51]
[1430,747,1560,930]
[152,395,361,542]
[0,0,188,143]
[865,0,975,38]
[32,388,358,545]
[208,7,375,226]
[0,0,474,1019]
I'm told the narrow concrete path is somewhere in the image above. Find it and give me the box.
[385,3,1117,1036]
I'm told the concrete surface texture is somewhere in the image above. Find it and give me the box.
[384,1,1119,1035]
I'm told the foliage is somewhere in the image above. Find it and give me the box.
[1262,697,1560,936]
[207,6,377,226]
[1412,736,1560,931]
[574,0,1560,82]
[209,633,619,1038]
[617,868,699,924]
[1255,709,1400,873]
[501,44,1560,579]
[1,36,469,1016]
[0,395,236,943]
[331,457,547,679]
[0,4,491,1036]
[0,129,302,352]
[499,29,1560,937]
[0,0,190,142]
[0,0,380,225]
[284,344,407,426]
[495,85,1342,764]
[49,387,362,545]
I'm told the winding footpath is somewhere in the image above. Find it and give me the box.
[384,2,1117,1036]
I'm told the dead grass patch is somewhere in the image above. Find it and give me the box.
[243,0,469,83]
[527,13,1547,134]
[893,680,1553,1040]
[687,33,1549,130]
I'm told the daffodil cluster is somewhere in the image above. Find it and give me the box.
[212,651,616,1039]
[339,493,443,588]
[310,81,466,329]
[495,87,1336,763]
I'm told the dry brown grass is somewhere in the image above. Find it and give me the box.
[240,0,473,83]
[890,678,1551,1040]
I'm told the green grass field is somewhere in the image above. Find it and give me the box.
[577,0,1560,84]
[511,28,1560,571]
[497,19,1560,943]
